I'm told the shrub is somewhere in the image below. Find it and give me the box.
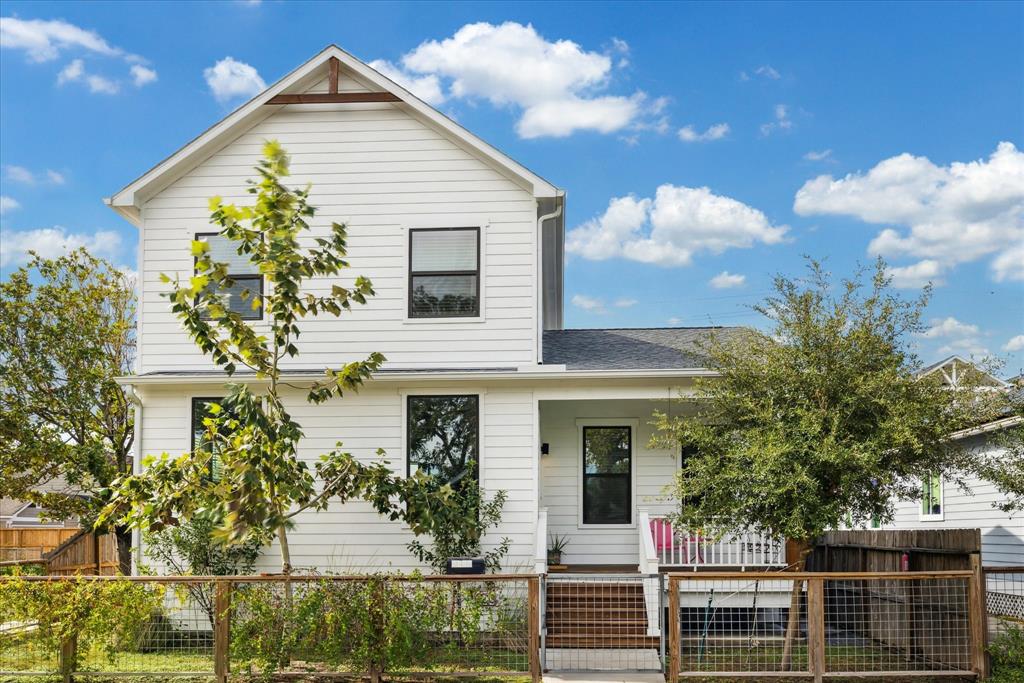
[229,574,505,676]
[0,576,162,669]
[989,622,1024,683]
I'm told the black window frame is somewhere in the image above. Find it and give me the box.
[405,394,480,487]
[581,425,632,526]
[195,231,264,321]
[407,227,481,319]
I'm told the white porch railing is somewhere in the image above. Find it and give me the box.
[649,515,786,568]
[636,509,661,636]
[534,507,548,575]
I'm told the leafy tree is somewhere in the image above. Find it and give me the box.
[98,141,454,575]
[144,513,261,624]
[972,393,1024,513]
[652,259,975,668]
[0,249,135,571]
[407,483,511,573]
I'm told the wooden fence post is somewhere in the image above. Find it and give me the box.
[214,580,231,683]
[968,554,989,679]
[807,578,825,683]
[528,576,541,683]
[668,575,680,683]
[59,633,77,683]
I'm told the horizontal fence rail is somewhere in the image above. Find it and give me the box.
[0,573,542,682]
[667,570,985,682]
[650,518,786,568]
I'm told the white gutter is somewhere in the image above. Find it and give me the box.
[536,197,563,365]
[115,366,718,386]
[122,383,144,574]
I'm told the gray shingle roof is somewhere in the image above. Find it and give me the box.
[542,327,744,371]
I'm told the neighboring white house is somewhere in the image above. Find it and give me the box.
[883,356,1023,566]
[108,45,780,576]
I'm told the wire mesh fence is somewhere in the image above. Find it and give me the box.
[542,574,663,673]
[985,567,1024,639]
[668,571,981,681]
[0,574,537,680]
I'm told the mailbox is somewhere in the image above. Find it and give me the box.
[445,557,485,575]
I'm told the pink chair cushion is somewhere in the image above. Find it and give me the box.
[649,518,672,551]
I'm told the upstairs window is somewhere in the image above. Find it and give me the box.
[196,233,263,320]
[406,395,479,489]
[920,473,943,519]
[408,228,480,318]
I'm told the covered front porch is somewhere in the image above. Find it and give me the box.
[532,396,785,574]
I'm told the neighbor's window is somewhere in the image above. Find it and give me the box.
[196,233,263,320]
[408,228,480,318]
[407,395,479,488]
[921,473,943,518]
[191,397,225,482]
[582,426,632,525]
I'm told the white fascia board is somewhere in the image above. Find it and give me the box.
[107,45,561,227]
[116,367,718,386]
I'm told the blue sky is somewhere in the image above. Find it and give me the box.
[1,1,1022,372]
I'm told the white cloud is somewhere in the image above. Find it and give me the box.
[368,59,444,105]
[921,317,980,340]
[804,149,833,162]
[1,17,150,94]
[0,195,20,214]
[760,103,793,136]
[46,170,65,185]
[919,316,989,357]
[887,259,944,289]
[709,271,746,289]
[667,317,683,325]
[4,165,35,183]
[571,294,606,313]
[567,185,787,267]
[613,297,637,308]
[0,226,121,267]
[392,21,662,138]
[0,17,122,62]
[204,57,266,103]
[517,94,644,139]
[130,64,157,87]
[56,57,119,94]
[57,58,84,84]
[678,122,730,143]
[991,243,1024,282]
[1003,335,1024,353]
[755,65,781,80]
[794,142,1024,283]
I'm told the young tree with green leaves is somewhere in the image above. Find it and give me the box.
[652,259,976,669]
[0,249,135,571]
[98,141,455,575]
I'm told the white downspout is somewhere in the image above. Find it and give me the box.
[536,198,563,365]
[123,383,143,575]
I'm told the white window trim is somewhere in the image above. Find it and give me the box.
[400,388,487,486]
[575,418,639,530]
[919,474,944,522]
[401,218,488,324]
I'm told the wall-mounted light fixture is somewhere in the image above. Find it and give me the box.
[541,442,550,456]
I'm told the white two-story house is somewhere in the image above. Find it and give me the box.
[108,45,784,576]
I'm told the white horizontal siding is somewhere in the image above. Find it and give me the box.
[137,85,538,374]
[137,382,537,573]
[539,399,681,566]
[886,434,1023,566]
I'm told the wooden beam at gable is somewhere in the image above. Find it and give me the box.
[265,92,402,105]
[328,57,339,94]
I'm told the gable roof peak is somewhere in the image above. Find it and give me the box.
[106,44,561,225]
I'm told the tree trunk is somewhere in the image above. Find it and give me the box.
[780,539,811,671]
[116,526,132,575]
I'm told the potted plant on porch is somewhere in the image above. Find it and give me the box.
[547,534,569,571]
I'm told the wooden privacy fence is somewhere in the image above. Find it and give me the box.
[809,528,981,572]
[0,528,79,562]
[0,532,119,575]
[0,573,542,683]
[667,567,989,683]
